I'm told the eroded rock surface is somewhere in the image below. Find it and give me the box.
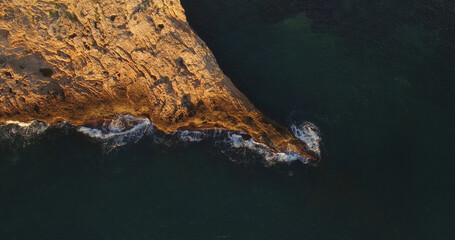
[0,0,319,163]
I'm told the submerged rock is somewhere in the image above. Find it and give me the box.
[0,0,319,164]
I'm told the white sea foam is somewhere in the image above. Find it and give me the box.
[5,120,35,127]
[76,116,319,164]
[225,132,311,164]
[173,130,206,142]
[222,121,322,164]
[291,122,321,158]
[1,120,49,135]
[77,115,154,150]
[0,120,49,145]
[1,115,321,165]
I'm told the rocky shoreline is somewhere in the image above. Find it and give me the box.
[0,0,319,163]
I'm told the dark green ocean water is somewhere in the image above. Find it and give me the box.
[1,0,455,239]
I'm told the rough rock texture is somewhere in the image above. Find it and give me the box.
[0,0,318,163]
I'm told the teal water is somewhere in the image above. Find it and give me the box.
[1,0,455,239]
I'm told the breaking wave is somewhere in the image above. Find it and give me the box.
[0,115,322,165]
[224,132,312,164]
[169,129,314,164]
[172,130,207,142]
[0,120,49,147]
[291,122,322,158]
[77,115,154,151]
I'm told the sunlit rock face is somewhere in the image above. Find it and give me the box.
[0,0,318,163]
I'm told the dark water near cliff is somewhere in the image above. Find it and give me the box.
[1,0,455,239]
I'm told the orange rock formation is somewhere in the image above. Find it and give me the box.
[0,0,319,164]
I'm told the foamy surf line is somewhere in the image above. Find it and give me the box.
[1,120,49,138]
[226,132,313,164]
[5,120,36,127]
[77,115,154,150]
[1,115,321,164]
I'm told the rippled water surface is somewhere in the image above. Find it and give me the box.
[1,0,455,239]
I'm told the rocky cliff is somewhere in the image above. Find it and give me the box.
[0,0,319,163]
